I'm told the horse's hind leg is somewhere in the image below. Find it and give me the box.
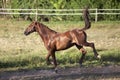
[83,42,101,59]
[76,45,87,67]
[79,48,87,67]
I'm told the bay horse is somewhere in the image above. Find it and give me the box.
[24,8,101,72]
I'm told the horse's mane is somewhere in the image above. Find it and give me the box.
[37,22,57,35]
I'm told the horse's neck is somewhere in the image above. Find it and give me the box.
[37,24,57,44]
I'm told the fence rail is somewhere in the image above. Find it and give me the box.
[0,8,120,22]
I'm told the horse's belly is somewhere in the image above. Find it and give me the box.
[56,37,73,50]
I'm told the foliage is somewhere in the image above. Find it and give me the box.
[0,0,120,21]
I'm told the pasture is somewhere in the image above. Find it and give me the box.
[0,18,120,79]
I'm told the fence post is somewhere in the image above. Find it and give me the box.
[95,8,98,22]
[35,9,38,21]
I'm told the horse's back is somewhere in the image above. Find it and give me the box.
[49,29,86,50]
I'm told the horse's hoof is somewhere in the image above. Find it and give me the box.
[54,68,58,73]
[55,69,58,73]
[46,62,51,65]
[79,64,83,68]
[97,55,101,59]
[50,61,54,65]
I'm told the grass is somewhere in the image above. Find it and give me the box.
[0,18,120,71]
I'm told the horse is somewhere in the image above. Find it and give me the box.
[24,8,101,72]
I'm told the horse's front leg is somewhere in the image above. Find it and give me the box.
[51,51,58,73]
[46,52,51,65]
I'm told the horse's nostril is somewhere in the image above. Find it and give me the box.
[24,31,28,36]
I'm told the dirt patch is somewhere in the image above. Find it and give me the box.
[0,65,120,80]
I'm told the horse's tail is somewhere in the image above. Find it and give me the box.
[81,7,91,31]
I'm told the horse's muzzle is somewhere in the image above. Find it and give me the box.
[24,31,29,36]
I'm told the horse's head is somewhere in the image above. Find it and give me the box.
[24,21,38,36]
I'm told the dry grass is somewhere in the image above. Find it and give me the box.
[0,18,120,71]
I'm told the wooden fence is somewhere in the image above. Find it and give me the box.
[0,8,120,22]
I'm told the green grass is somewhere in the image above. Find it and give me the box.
[0,18,120,71]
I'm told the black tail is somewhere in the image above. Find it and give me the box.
[81,7,91,30]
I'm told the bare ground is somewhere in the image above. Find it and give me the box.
[0,65,120,80]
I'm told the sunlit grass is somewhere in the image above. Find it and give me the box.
[0,18,120,71]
